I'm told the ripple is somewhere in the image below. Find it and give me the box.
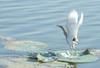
[0,0,100,63]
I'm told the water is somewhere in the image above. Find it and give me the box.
[0,0,100,68]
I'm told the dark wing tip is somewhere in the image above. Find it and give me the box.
[56,25,63,29]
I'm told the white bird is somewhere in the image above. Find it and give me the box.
[57,10,84,49]
[0,36,47,52]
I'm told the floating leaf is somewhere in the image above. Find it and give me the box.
[4,40,47,52]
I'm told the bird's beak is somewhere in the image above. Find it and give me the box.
[76,40,79,44]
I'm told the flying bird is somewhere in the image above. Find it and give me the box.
[57,10,84,49]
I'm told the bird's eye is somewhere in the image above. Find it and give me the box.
[73,38,76,41]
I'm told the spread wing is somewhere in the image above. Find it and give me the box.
[57,25,67,37]
[78,13,84,28]
[57,25,71,46]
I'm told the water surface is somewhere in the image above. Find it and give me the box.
[0,0,100,68]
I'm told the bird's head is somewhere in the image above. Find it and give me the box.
[72,36,79,45]
[68,10,78,23]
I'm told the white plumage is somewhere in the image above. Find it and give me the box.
[58,10,84,49]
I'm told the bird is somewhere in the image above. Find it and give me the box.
[0,36,47,52]
[57,10,84,49]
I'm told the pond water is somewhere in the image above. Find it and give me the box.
[0,0,100,68]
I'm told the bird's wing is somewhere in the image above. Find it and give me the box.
[57,25,68,37]
[57,25,71,46]
[78,13,84,28]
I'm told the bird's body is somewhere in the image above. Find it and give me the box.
[58,10,84,49]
